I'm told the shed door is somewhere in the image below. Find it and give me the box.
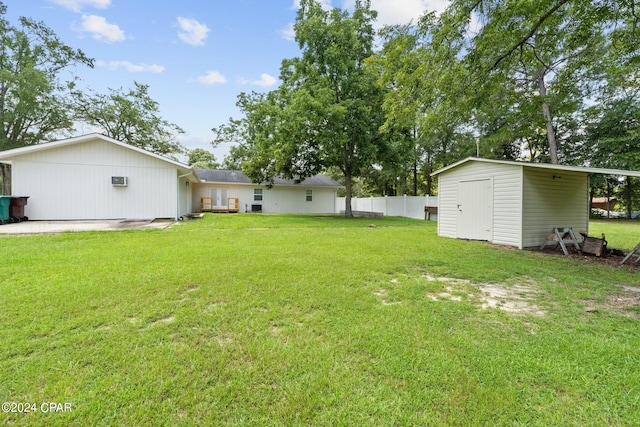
[456,179,493,241]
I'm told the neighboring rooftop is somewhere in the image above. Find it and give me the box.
[592,197,617,203]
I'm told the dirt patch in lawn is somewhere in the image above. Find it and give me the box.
[477,283,546,316]
[149,316,175,327]
[373,288,401,306]
[582,285,640,319]
[424,274,545,316]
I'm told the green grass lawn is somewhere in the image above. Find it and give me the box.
[590,219,640,252]
[1,215,639,426]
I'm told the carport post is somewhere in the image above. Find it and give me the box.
[177,172,192,220]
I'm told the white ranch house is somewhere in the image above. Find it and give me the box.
[195,169,340,214]
[432,157,640,249]
[0,134,341,220]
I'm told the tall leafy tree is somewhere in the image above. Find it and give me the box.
[417,0,640,165]
[188,148,219,170]
[584,96,640,217]
[74,82,185,158]
[0,2,93,194]
[373,15,476,194]
[458,0,606,163]
[215,0,385,216]
[371,24,423,195]
[213,90,288,176]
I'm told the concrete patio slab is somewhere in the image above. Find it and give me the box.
[0,219,175,235]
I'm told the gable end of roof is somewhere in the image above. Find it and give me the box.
[0,133,195,177]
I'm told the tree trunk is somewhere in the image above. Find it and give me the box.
[625,176,633,219]
[344,172,353,217]
[426,157,433,196]
[606,180,612,219]
[412,128,418,196]
[537,69,559,164]
[413,157,418,196]
[0,164,10,195]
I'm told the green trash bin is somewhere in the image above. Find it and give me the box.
[0,196,11,224]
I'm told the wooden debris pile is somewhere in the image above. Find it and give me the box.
[579,232,607,257]
[579,232,640,266]
[620,242,640,266]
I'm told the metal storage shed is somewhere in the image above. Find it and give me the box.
[432,157,640,249]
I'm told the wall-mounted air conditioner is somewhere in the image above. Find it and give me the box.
[112,176,128,186]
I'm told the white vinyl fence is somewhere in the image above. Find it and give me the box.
[336,195,438,220]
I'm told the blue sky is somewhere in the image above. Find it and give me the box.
[4,0,448,162]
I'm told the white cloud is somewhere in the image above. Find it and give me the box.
[98,60,165,73]
[344,0,448,27]
[291,0,333,10]
[75,15,125,43]
[49,0,111,12]
[284,0,447,41]
[177,17,210,46]
[291,0,446,19]
[197,71,227,85]
[251,73,277,87]
[278,22,296,42]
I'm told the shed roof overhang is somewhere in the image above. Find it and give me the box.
[431,157,640,178]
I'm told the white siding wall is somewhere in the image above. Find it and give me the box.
[522,168,588,248]
[193,183,337,214]
[11,139,178,220]
[437,162,523,247]
[267,186,336,213]
[492,167,523,247]
[437,172,459,239]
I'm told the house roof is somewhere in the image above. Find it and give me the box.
[432,157,640,178]
[196,169,342,187]
[0,133,199,181]
[0,134,344,187]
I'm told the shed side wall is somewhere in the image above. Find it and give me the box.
[522,168,589,248]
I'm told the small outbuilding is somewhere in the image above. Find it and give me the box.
[591,197,618,211]
[0,134,199,220]
[432,157,640,249]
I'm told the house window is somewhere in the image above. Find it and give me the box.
[254,188,263,201]
[306,189,313,202]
